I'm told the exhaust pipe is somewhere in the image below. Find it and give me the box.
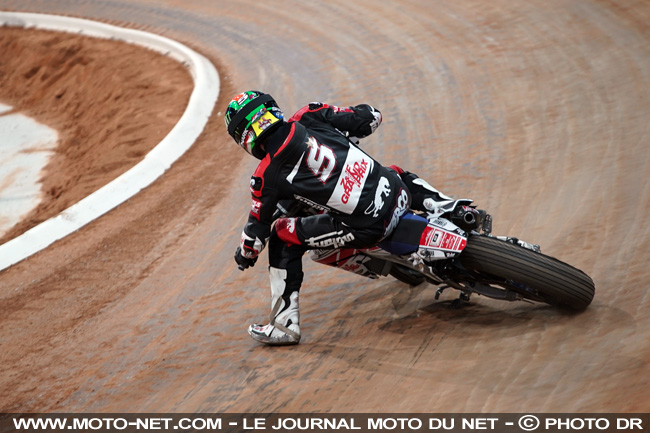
[463,211,476,225]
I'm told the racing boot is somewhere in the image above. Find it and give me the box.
[248,267,302,345]
[412,178,455,213]
[389,166,454,213]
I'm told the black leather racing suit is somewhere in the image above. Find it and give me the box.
[240,104,409,250]
[238,103,411,291]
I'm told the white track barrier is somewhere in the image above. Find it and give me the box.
[0,12,220,271]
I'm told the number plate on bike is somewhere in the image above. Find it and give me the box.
[418,220,468,260]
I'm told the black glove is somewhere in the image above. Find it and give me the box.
[234,246,257,271]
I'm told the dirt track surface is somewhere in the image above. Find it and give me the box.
[0,27,193,244]
[1,0,649,413]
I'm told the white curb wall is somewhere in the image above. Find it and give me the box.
[0,12,220,271]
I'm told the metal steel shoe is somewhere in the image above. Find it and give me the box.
[248,322,301,346]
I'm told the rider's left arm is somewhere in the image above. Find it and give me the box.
[324,104,382,141]
[289,102,382,142]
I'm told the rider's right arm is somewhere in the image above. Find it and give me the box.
[390,165,455,212]
[239,183,280,259]
[237,145,285,259]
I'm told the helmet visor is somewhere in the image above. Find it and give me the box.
[227,93,281,154]
[238,106,282,154]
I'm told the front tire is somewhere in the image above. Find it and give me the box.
[459,234,595,310]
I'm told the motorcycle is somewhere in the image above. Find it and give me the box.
[302,199,595,310]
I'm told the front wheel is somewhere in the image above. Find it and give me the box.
[459,234,595,310]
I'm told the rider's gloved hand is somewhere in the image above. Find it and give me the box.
[234,246,258,271]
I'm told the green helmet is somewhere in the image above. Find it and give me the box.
[224,91,284,159]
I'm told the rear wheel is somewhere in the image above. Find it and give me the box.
[459,234,595,310]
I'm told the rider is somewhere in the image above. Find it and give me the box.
[225,91,455,345]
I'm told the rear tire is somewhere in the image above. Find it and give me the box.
[459,234,595,310]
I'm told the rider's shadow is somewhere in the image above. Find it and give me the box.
[305,280,640,397]
[334,278,636,349]
[384,290,560,336]
[347,279,596,336]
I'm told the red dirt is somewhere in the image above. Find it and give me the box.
[0,27,193,244]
